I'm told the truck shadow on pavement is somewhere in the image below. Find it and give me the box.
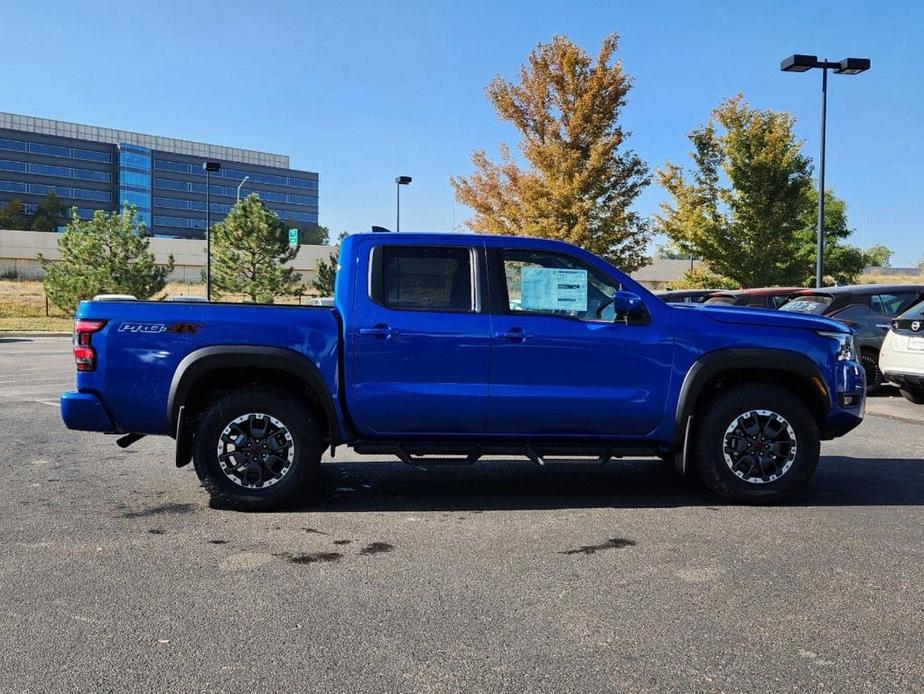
[296,455,924,512]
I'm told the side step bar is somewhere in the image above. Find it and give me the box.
[352,442,664,468]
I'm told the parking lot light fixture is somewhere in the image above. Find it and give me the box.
[203,161,221,301]
[395,176,412,231]
[780,54,871,288]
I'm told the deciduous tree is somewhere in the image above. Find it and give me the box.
[0,198,27,230]
[452,34,651,271]
[40,207,172,315]
[210,194,304,303]
[796,188,865,285]
[862,243,893,268]
[657,95,813,287]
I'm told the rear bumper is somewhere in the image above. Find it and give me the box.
[883,372,924,390]
[60,391,118,432]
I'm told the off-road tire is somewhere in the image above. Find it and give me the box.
[899,385,924,404]
[692,383,820,504]
[861,351,883,395]
[193,387,325,510]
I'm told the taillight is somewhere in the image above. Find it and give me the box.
[73,319,106,371]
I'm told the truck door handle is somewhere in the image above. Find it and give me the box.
[359,324,400,338]
[495,328,531,342]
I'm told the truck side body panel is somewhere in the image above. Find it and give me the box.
[71,302,343,436]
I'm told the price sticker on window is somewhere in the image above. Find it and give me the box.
[521,267,587,312]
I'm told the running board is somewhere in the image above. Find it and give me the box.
[352,441,663,468]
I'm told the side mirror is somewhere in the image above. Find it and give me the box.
[612,290,648,324]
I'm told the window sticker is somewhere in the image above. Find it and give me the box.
[520,267,588,312]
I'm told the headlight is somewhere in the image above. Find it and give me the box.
[817,331,856,361]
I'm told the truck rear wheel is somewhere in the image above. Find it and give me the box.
[692,383,820,504]
[193,387,324,510]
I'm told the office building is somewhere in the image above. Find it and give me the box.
[0,112,318,239]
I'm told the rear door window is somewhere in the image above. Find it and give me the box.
[874,292,919,316]
[375,246,475,312]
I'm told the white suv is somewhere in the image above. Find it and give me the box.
[880,299,924,403]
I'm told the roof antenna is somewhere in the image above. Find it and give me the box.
[371,226,391,233]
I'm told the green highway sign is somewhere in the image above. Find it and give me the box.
[288,228,299,247]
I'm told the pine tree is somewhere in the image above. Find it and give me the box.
[31,192,66,232]
[311,232,347,296]
[40,207,173,315]
[451,34,651,271]
[210,194,304,303]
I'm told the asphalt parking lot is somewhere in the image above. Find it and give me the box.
[1,336,922,693]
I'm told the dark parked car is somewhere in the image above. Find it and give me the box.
[655,289,720,304]
[704,287,802,310]
[781,284,924,392]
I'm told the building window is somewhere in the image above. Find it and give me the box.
[0,138,27,152]
[119,143,152,229]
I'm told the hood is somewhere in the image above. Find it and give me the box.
[680,303,851,333]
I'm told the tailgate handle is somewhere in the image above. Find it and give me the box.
[360,324,399,338]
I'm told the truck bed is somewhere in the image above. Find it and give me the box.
[70,300,341,435]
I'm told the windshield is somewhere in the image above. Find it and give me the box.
[780,294,834,314]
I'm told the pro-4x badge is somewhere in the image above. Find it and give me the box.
[118,322,166,334]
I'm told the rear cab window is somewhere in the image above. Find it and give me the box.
[704,295,736,306]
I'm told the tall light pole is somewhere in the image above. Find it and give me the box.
[203,161,221,301]
[781,54,870,287]
[236,175,250,203]
[395,175,412,231]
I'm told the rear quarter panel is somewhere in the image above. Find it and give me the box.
[73,301,341,435]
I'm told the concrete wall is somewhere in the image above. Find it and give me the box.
[0,229,334,285]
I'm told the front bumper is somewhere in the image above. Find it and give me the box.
[60,391,118,432]
[821,360,865,439]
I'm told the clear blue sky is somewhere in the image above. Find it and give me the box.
[2,0,921,264]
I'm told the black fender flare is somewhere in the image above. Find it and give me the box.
[167,345,342,445]
[673,347,832,461]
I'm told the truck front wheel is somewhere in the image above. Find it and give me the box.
[692,383,820,504]
[193,387,324,510]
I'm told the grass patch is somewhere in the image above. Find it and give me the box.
[0,279,71,332]
[859,274,921,285]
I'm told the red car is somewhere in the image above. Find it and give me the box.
[704,287,803,310]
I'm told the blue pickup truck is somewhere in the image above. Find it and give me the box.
[61,232,865,509]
